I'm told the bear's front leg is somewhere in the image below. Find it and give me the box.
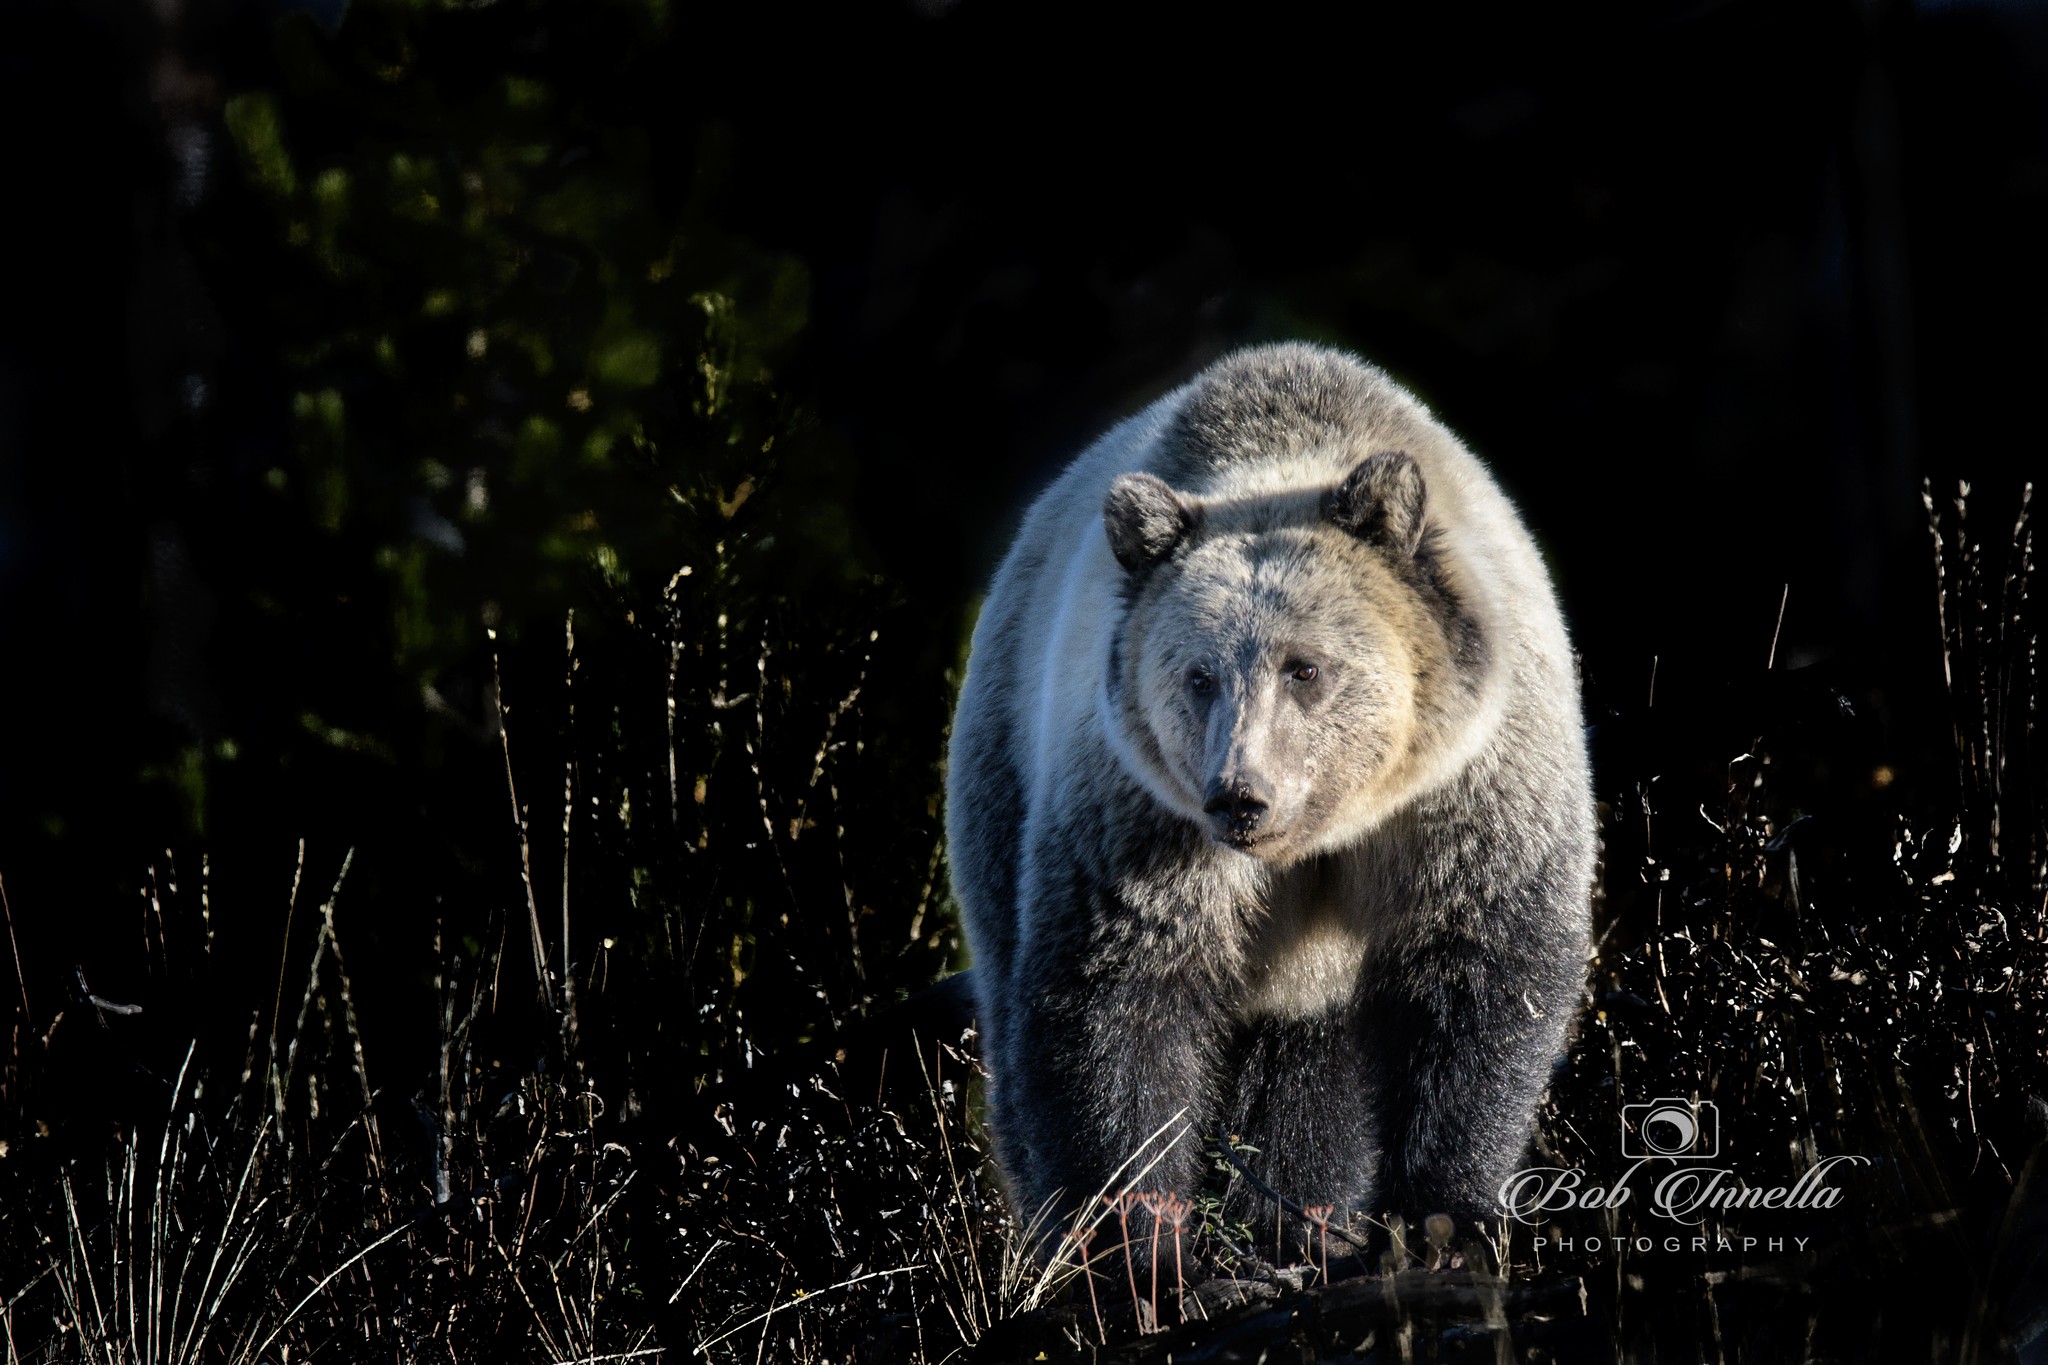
[1361,866,1588,1234]
[995,866,1247,1272]
[1220,1004,1377,1262]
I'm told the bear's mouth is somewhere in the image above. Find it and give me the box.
[1216,826,1283,855]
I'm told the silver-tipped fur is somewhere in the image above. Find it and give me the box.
[945,343,1595,1261]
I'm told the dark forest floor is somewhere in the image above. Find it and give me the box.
[3,491,2045,1364]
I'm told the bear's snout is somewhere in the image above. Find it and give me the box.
[1202,779,1271,847]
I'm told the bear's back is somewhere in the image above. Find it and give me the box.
[1158,343,1417,483]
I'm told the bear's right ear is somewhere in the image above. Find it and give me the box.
[1103,473,1198,572]
[1326,451,1426,556]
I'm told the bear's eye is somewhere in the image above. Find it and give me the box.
[1289,663,1320,683]
[1188,668,1215,695]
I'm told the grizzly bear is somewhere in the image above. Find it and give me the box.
[945,343,1594,1261]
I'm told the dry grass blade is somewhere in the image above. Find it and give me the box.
[492,623,555,1009]
[691,1266,920,1358]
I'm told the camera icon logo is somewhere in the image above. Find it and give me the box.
[1620,1097,1719,1158]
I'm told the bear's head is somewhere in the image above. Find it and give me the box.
[1101,451,1482,863]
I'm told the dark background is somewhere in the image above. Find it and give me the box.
[2,0,2044,1082]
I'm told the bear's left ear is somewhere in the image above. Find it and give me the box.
[1326,451,1426,556]
[1104,472,1199,572]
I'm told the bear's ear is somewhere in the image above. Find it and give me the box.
[1103,473,1198,572]
[1326,451,1426,556]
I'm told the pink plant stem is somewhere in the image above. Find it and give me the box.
[1147,1203,1161,1329]
[1078,1234,1104,1344]
[1301,1204,1334,1285]
[1173,1224,1184,1323]
[1117,1195,1141,1330]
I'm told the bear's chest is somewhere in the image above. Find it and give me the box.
[1235,855,1373,1022]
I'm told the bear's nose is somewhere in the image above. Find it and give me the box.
[1202,782,1269,837]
